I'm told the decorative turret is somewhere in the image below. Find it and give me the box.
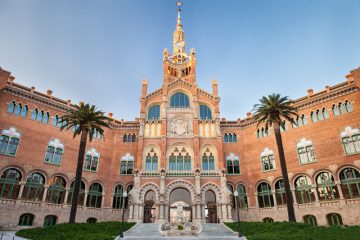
[173,0,186,54]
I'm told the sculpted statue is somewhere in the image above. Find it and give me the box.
[195,169,201,195]
[160,169,166,195]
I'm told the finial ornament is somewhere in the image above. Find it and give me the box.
[177,0,182,11]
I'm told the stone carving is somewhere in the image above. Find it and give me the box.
[288,172,294,179]
[160,169,166,195]
[328,164,338,172]
[306,168,315,176]
[168,116,193,137]
[195,169,201,195]
[267,176,274,183]
[139,120,144,137]
[354,160,360,167]
[176,203,185,223]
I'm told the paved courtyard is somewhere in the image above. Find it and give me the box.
[0,231,27,240]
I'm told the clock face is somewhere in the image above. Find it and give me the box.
[176,41,183,48]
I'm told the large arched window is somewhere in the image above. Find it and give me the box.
[199,105,212,120]
[202,148,215,171]
[145,149,158,171]
[275,179,287,205]
[294,175,315,204]
[18,213,34,226]
[0,168,22,199]
[148,105,160,120]
[113,184,124,209]
[236,184,248,208]
[303,215,317,226]
[87,183,103,208]
[297,138,316,164]
[0,127,21,156]
[339,168,360,199]
[257,182,274,208]
[22,172,45,201]
[170,92,190,108]
[67,180,85,205]
[46,176,66,204]
[168,147,191,171]
[316,172,339,201]
[44,139,64,165]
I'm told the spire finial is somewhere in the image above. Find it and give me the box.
[177,0,182,27]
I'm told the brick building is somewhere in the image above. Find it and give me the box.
[1,1,360,230]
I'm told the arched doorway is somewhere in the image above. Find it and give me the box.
[169,188,192,223]
[205,190,217,223]
[143,190,156,223]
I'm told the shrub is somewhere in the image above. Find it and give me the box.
[177,225,184,230]
[16,221,136,240]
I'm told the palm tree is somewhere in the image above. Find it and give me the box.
[252,93,298,222]
[60,103,110,223]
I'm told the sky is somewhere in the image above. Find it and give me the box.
[0,0,360,121]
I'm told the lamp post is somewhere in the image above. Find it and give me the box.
[233,190,243,238]
[119,191,128,239]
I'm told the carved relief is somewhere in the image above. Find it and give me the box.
[306,168,315,176]
[168,116,193,137]
[354,160,360,167]
[328,164,338,172]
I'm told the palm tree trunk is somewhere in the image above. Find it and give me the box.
[69,130,88,223]
[273,122,296,222]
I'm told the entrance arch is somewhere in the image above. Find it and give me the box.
[169,187,192,223]
[144,190,156,223]
[205,190,217,223]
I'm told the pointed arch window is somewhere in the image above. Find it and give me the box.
[316,172,339,201]
[292,114,307,128]
[0,127,21,156]
[202,148,215,171]
[199,105,212,120]
[8,102,28,117]
[339,168,360,199]
[226,153,240,175]
[44,139,64,165]
[84,148,100,172]
[294,175,315,204]
[67,180,85,205]
[297,138,316,164]
[8,101,15,113]
[257,182,274,208]
[148,105,160,120]
[87,183,103,208]
[261,148,275,171]
[145,148,158,171]
[0,168,22,199]
[257,127,270,138]
[120,153,134,175]
[22,172,45,201]
[170,92,190,108]
[340,127,360,155]
[46,176,66,204]
[168,147,191,171]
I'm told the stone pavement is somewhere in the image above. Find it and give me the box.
[0,231,27,240]
[120,222,247,240]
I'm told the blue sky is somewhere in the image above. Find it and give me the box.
[1,0,359,120]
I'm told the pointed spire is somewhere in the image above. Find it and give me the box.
[177,0,182,30]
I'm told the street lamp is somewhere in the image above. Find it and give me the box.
[119,191,128,238]
[233,190,243,238]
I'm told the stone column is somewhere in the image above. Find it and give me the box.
[312,185,320,206]
[217,204,222,222]
[221,204,227,221]
[139,204,144,222]
[291,189,297,204]
[255,193,259,207]
[83,190,88,207]
[64,188,69,204]
[227,204,232,220]
[272,191,277,207]
[336,182,344,199]
[42,185,49,202]
[101,193,105,208]
[159,203,165,220]
[165,204,169,222]
[201,204,206,221]
[191,205,196,220]
[196,204,201,219]
[129,204,134,220]
[17,182,25,200]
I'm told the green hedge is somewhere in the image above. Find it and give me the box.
[225,222,360,240]
[16,221,136,240]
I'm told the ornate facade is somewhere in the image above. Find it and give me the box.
[1,1,360,230]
